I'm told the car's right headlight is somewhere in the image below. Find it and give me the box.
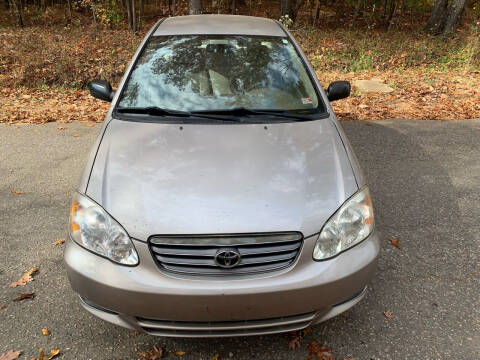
[313,186,374,260]
[69,192,139,266]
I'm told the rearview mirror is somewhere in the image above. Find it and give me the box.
[326,81,351,102]
[88,80,114,102]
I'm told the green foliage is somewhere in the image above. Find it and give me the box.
[279,14,294,28]
[74,0,123,26]
[96,0,123,26]
[298,26,480,73]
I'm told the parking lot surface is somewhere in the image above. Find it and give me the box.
[1,119,479,359]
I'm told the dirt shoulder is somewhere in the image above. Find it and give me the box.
[319,70,480,121]
[1,69,479,124]
[1,23,479,123]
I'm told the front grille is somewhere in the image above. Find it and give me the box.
[149,232,303,275]
[136,311,315,337]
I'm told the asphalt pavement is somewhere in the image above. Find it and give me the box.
[1,119,479,359]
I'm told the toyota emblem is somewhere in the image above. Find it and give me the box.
[214,248,241,268]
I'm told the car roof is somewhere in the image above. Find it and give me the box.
[153,15,286,37]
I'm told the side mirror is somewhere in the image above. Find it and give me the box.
[88,80,114,102]
[326,81,351,102]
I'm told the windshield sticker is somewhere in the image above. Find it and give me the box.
[301,97,313,104]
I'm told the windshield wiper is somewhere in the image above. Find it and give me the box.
[116,107,243,122]
[191,107,312,120]
[116,106,192,117]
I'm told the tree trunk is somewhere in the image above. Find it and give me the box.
[312,0,320,26]
[386,0,397,30]
[121,0,126,17]
[280,0,291,16]
[425,0,448,34]
[126,0,132,29]
[189,0,201,14]
[10,0,24,26]
[280,0,303,20]
[139,0,143,29]
[442,0,466,35]
[352,0,363,22]
[132,0,136,31]
[281,0,290,16]
[230,0,235,14]
[425,0,466,35]
[66,0,72,20]
[92,4,97,23]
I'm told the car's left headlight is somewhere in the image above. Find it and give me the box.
[313,186,374,260]
[69,192,139,266]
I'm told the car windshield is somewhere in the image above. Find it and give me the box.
[117,35,325,115]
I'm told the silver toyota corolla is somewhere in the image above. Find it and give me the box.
[65,15,379,337]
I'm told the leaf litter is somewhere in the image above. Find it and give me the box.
[307,341,336,360]
[12,293,35,302]
[52,238,65,246]
[1,70,479,125]
[32,349,60,360]
[288,327,312,350]
[0,350,21,360]
[383,311,395,320]
[9,267,39,287]
[137,345,164,360]
[389,237,401,249]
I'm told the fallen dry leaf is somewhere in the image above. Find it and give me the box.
[10,190,24,194]
[73,133,80,137]
[52,238,65,246]
[10,267,39,287]
[307,341,335,360]
[34,349,45,360]
[138,345,164,360]
[32,348,60,360]
[13,293,35,302]
[383,311,395,320]
[0,304,7,310]
[288,336,301,350]
[86,123,95,127]
[389,237,401,249]
[211,355,220,360]
[288,327,311,350]
[56,126,67,130]
[0,350,22,360]
[47,349,60,360]
[42,328,51,336]
[174,351,186,356]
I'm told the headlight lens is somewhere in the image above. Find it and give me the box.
[69,193,139,265]
[313,187,374,260]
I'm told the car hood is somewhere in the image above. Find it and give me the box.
[86,118,358,241]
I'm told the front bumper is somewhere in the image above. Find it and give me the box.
[65,231,379,337]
